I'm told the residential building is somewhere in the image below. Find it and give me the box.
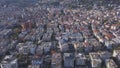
[73,42,84,53]
[59,43,69,52]
[83,41,93,53]
[28,65,40,68]
[75,53,87,66]
[105,59,118,68]
[0,55,18,68]
[69,32,83,42]
[35,46,43,56]
[51,53,62,68]
[41,42,52,54]
[0,29,12,39]
[89,39,102,51]
[113,50,120,64]
[89,52,102,68]
[98,51,112,61]
[31,56,43,68]
[63,53,75,68]
[16,42,37,55]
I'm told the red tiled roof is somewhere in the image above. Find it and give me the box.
[93,29,99,33]
[83,42,89,47]
[105,33,114,40]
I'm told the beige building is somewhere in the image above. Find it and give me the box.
[89,52,102,68]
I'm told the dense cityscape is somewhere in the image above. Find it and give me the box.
[0,0,120,68]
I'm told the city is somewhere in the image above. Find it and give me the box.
[0,0,120,68]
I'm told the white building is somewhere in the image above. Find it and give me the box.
[113,50,120,64]
[105,59,118,68]
[0,55,18,68]
[89,52,102,68]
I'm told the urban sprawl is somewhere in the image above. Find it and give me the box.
[0,0,120,68]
